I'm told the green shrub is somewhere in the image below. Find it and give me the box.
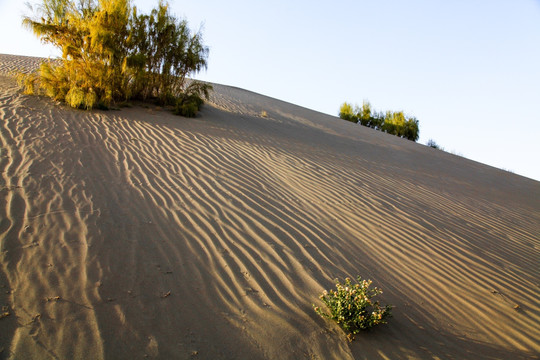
[338,101,419,141]
[173,81,211,117]
[16,72,39,95]
[174,95,200,117]
[358,101,372,126]
[339,102,356,123]
[314,276,392,336]
[65,86,85,109]
[22,0,211,116]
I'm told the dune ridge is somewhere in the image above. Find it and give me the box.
[1,54,539,359]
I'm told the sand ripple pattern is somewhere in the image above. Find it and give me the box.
[0,54,57,76]
[1,57,539,359]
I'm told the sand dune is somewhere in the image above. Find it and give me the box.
[0,53,539,359]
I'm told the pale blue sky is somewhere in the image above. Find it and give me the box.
[1,0,539,181]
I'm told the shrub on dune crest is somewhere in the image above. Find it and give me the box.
[314,276,392,338]
[20,0,211,116]
[339,100,420,142]
[339,102,356,123]
[427,139,441,149]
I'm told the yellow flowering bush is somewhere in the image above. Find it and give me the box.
[314,276,392,334]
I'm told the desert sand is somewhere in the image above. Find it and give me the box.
[0,53,539,359]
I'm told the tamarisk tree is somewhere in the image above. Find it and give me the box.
[21,0,211,116]
[339,101,420,142]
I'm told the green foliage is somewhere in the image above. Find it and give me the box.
[173,81,212,117]
[314,276,392,335]
[357,101,372,126]
[403,117,420,142]
[339,102,356,123]
[126,1,210,106]
[338,101,420,141]
[21,0,211,116]
[39,62,70,101]
[16,72,39,95]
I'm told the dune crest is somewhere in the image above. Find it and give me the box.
[1,54,539,359]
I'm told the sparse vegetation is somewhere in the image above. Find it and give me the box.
[426,139,441,149]
[339,101,420,141]
[426,139,466,157]
[314,276,392,337]
[20,0,211,116]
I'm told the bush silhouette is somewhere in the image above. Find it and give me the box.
[426,139,441,149]
[21,0,211,116]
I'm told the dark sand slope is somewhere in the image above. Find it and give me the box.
[1,54,539,359]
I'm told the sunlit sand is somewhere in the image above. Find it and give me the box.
[1,54,539,359]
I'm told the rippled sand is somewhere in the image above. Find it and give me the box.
[1,53,539,359]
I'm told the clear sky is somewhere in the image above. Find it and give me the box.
[1,0,539,181]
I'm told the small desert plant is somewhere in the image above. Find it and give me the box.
[173,81,212,117]
[314,276,392,335]
[426,139,440,149]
